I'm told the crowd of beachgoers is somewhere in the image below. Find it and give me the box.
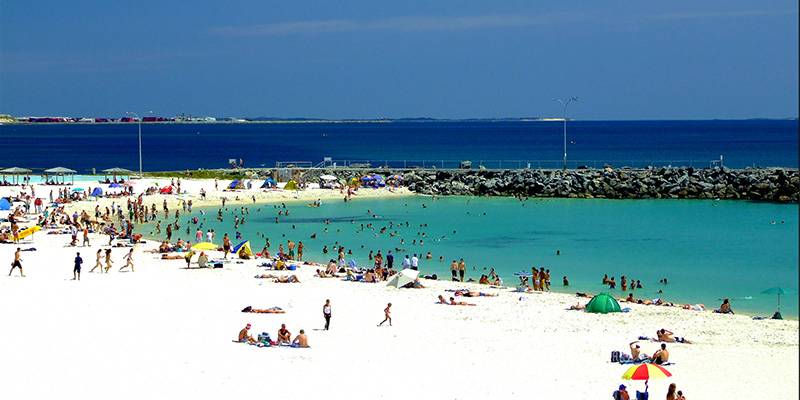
[1,176,797,399]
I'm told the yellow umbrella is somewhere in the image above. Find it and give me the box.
[191,242,218,251]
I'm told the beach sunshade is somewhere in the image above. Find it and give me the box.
[260,179,277,188]
[102,167,133,173]
[0,198,10,210]
[233,241,252,258]
[90,188,103,197]
[585,292,622,314]
[386,268,420,288]
[761,287,798,313]
[232,240,250,254]
[360,175,373,181]
[191,242,218,251]
[371,174,384,180]
[72,188,85,192]
[622,363,672,381]
[283,180,299,190]
[2,167,33,173]
[389,174,403,180]
[44,167,77,174]
[108,183,122,188]
[319,174,338,181]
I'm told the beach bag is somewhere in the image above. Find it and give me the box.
[213,263,223,269]
[611,351,620,363]
[242,306,252,313]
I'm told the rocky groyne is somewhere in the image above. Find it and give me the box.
[206,166,799,202]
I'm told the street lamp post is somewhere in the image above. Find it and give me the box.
[553,97,578,170]
[126,111,153,178]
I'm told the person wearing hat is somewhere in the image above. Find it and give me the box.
[613,384,630,400]
[238,324,256,343]
[292,329,309,348]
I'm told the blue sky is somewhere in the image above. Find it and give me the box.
[1,1,797,119]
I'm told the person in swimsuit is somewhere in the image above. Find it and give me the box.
[120,249,134,272]
[8,247,24,277]
[449,297,476,306]
[277,324,291,344]
[650,343,669,364]
[73,252,83,280]
[91,249,103,273]
[104,249,113,272]
[657,329,693,344]
[238,324,256,343]
[378,303,392,326]
[223,234,231,259]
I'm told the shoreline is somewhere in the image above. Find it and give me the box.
[3,177,794,319]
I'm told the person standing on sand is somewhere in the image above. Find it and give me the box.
[8,248,24,277]
[378,303,392,326]
[83,225,90,247]
[458,258,466,282]
[451,260,459,281]
[120,249,134,272]
[223,234,231,259]
[323,299,332,330]
[73,252,83,280]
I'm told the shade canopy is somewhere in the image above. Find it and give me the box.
[386,268,420,288]
[44,167,77,173]
[191,242,218,251]
[585,292,622,314]
[2,167,32,173]
[102,167,134,173]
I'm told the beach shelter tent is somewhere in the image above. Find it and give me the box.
[386,268,420,288]
[585,292,622,314]
[90,188,103,197]
[102,167,133,182]
[348,177,360,187]
[260,178,277,188]
[283,180,299,190]
[228,180,244,189]
[44,167,77,185]
[159,186,173,194]
[0,198,11,210]
[2,167,32,185]
[232,241,253,258]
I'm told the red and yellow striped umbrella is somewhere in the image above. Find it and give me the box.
[621,363,672,380]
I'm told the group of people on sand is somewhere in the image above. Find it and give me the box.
[238,322,309,347]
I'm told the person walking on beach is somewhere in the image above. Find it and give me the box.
[73,252,83,280]
[223,234,231,259]
[120,249,134,272]
[378,303,392,326]
[83,226,90,247]
[90,249,103,273]
[8,248,24,277]
[323,299,332,330]
[104,249,114,272]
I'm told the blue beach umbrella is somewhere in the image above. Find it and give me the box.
[232,240,249,254]
[360,175,373,181]
[72,187,85,192]
[109,182,122,188]
[372,174,385,181]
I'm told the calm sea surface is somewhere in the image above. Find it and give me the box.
[1,120,797,172]
[136,195,798,318]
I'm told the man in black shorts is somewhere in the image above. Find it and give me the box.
[73,252,83,280]
[9,247,24,277]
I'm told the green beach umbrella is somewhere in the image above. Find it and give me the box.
[761,287,798,314]
[585,292,622,314]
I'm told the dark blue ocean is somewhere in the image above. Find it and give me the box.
[1,120,797,172]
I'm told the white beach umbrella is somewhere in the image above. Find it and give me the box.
[319,175,338,181]
[386,268,420,288]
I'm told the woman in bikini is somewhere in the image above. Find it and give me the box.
[120,249,134,272]
[104,249,113,272]
[90,249,103,273]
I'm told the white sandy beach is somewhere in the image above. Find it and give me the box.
[1,178,797,399]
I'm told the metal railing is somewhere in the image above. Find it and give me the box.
[320,159,725,170]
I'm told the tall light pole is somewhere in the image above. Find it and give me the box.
[126,111,152,178]
[553,97,578,170]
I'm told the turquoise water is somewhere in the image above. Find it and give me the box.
[141,196,799,318]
